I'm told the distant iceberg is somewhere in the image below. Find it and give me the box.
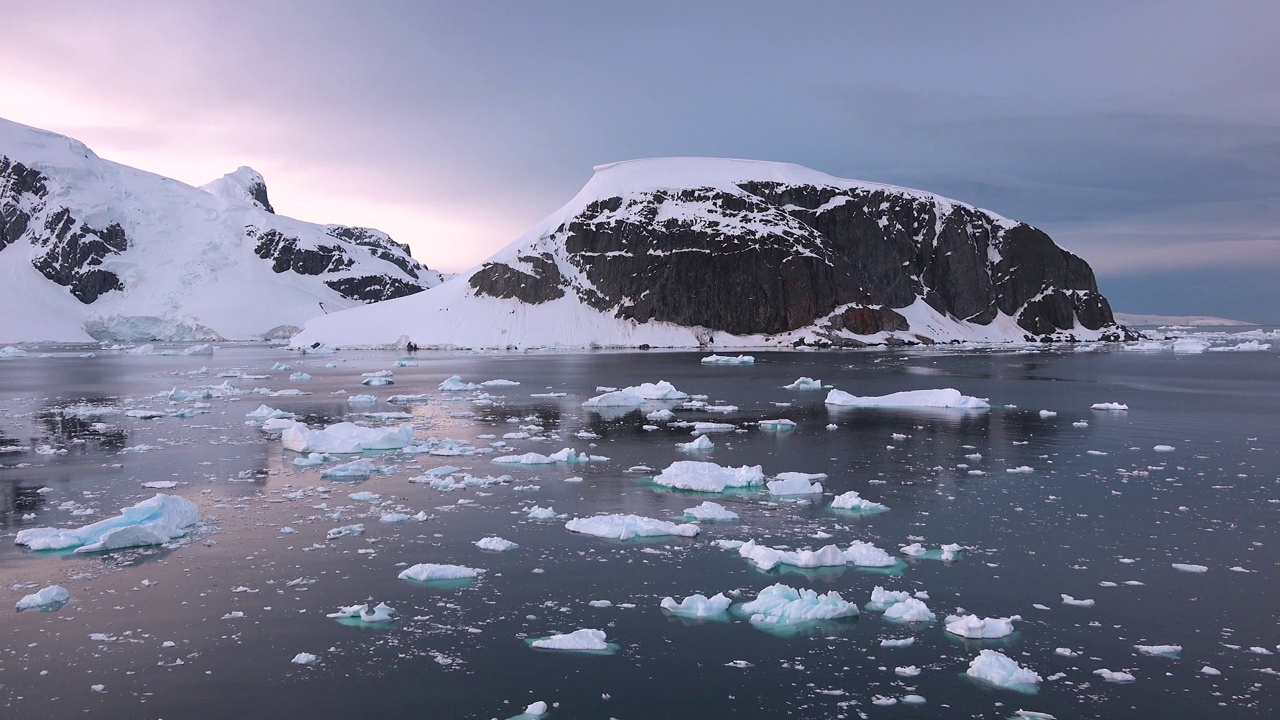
[15,494,199,553]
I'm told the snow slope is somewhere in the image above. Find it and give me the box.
[0,117,445,343]
[293,157,1130,350]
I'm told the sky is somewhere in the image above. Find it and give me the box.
[2,2,1277,322]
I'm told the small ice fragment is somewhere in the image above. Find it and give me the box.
[1093,668,1136,683]
[895,665,921,677]
[683,501,739,521]
[16,585,70,611]
[766,472,824,496]
[967,649,1042,688]
[1136,644,1181,657]
[784,377,823,390]
[475,536,518,552]
[1153,444,1175,452]
[1171,563,1208,573]
[398,563,484,582]
[677,434,714,452]
[530,628,608,651]
[659,593,732,618]
[739,583,858,626]
[523,701,548,717]
[1091,402,1128,411]
[946,615,1017,639]
[291,652,318,665]
[564,514,698,540]
[326,524,364,540]
[1200,666,1221,676]
[1061,594,1095,607]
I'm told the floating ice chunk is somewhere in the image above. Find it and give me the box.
[16,585,69,611]
[327,602,395,623]
[652,461,764,492]
[701,354,754,365]
[1209,340,1271,352]
[1038,410,1057,419]
[967,650,1042,689]
[660,593,732,618]
[825,388,989,409]
[1091,402,1128,411]
[947,615,1018,639]
[677,434,715,452]
[438,375,482,391]
[0,346,30,358]
[647,408,675,422]
[1136,644,1182,657]
[1061,594,1095,607]
[475,536,518,551]
[757,418,797,432]
[481,379,520,386]
[398,563,485,583]
[493,448,604,464]
[881,637,915,648]
[1200,665,1221,676]
[361,377,393,386]
[291,652,318,665]
[326,524,364,540]
[1171,563,1208,573]
[379,513,411,523]
[292,452,332,467]
[784,377,823,390]
[281,421,414,454]
[767,472,824,496]
[1093,668,1136,683]
[347,491,381,502]
[525,506,560,520]
[321,459,380,480]
[844,541,898,567]
[895,665,921,677]
[565,514,699,540]
[865,586,913,612]
[683,501,739,521]
[900,543,926,557]
[739,583,858,626]
[691,421,735,433]
[246,404,294,420]
[289,372,312,381]
[142,481,178,489]
[738,540,846,571]
[583,381,688,408]
[531,628,609,651]
[883,598,936,623]
[1153,444,1176,453]
[1172,338,1209,354]
[830,490,887,513]
[1006,466,1035,474]
[15,494,199,553]
[347,394,377,404]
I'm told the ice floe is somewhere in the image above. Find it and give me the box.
[676,434,714,452]
[1171,563,1208,573]
[530,628,610,651]
[281,421,414,454]
[651,461,764,492]
[582,381,688,408]
[946,614,1019,639]
[784,377,823,390]
[475,536,518,551]
[327,602,395,624]
[737,539,896,571]
[1136,644,1182,657]
[757,418,797,432]
[967,650,1042,689]
[1093,668,1136,683]
[492,448,606,464]
[660,593,732,618]
[825,388,990,409]
[439,375,482,391]
[766,472,824,495]
[291,652,318,665]
[565,514,699,540]
[398,563,485,583]
[1091,402,1129,411]
[321,459,381,480]
[830,490,887,513]
[682,501,739,521]
[738,583,858,626]
[700,354,754,365]
[15,494,199,553]
[16,585,70,611]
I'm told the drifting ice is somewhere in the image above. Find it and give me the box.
[767,472,824,495]
[660,593,732,618]
[700,355,754,365]
[831,490,887,513]
[825,388,990,409]
[16,585,69,611]
[946,614,1019,639]
[530,628,609,651]
[565,514,699,540]
[583,381,689,408]
[438,375,482,391]
[739,583,858,626]
[785,377,823,390]
[475,536,519,551]
[327,602,395,624]
[15,494,199,553]
[683,501,739,521]
[398,563,485,582]
[280,421,414,454]
[652,461,764,492]
[967,650,1042,689]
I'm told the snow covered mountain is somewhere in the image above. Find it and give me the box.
[292,157,1134,350]
[0,118,445,342]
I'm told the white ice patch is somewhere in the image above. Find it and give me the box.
[564,513,699,540]
[492,448,606,464]
[398,563,485,582]
[438,375,482,391]
[683,501,739,521]
[530,628,608,651]
[676,434,715,452]
[700,354,754,365]
[1091,402,1129,411]
[766,472,824,495]
[280,421,414,454]
[475,536,519,551]
[582,381,689,408]
[15,494,199,553]
[830,490,887,513]
[967,650,1042,689]
[660,593,732,618]
[652,461,764,492]
[738,583,858,626]
[321,459,381,480]
[946,614,1018,639]
[825,388,989,409]
[16,585,69,611]
[327,602,395,624]
[784,377,823,390]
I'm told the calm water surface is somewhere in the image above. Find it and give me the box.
[0,343,1276,719]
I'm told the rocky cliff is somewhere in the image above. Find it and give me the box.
[292,157,1135,350]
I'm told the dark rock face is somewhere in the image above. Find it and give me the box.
[324,276,425,303]
[1,157,47,251]
[468,254,566,304]
[471,180,1123,339]
[248,178,274,214]
[326,227,421,280]
[252,228,356,275]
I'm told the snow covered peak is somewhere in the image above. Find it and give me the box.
[200,166,274,213]
[0,117,102,175]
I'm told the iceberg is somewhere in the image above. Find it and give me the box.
[280,421,415,454]
[1090,402,1129,411]
[700,354,754,365]
[326,524,364,540]
[966,650,1042,689]
[15,494,199,553]
[683,501,739,521]
[492,448,604,464]
[652,461,765,492]
[882,598,936,623]
[475,536,519,551]
[676,434,715,452]
[830,490,888,513]
[439,375,482,391]
[843,541,898,567]
[398,563,485,583]
[767,472,824,496]
[246,404,294,420]
[757,418,797,432]
[583,381,689,408]
[784,377,823,390]
[530,628,609,651]
[291,652,318,665]
[738,583,858,626]
[825,388,990,409]
[320,459,380,480]
[946,614,1018,639]
[565,514,699,540]
[660,593,732,618]
[16,585,70,611]
[327,602,395,624]
[1136,644,1182,657]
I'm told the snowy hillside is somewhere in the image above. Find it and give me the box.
[292,157,1134,350]
[0,118,445,342]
